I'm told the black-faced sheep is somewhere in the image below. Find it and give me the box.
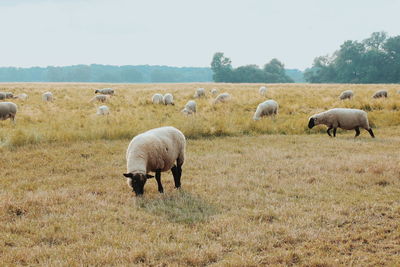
[308,108,374,138]
[123,126,186,196]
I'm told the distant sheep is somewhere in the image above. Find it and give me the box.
[152,93,164,104]
[97,105,110,115]
[0,92,6,100]
[5,92,14,99]
[259,86,267,96]
[194,88,205,98]
[308,108,374,138]
[0,102,17,123]
[211,88,218,95]
[213,92,231,104]
[95,88,114,95]
[253,100,278,120]
[123,126,186,196]
[372,90,388,98]
[181,100,196,115]
[163,93,174,105]
[339,90,353,100]
[89,95,109,103]
[42,92,53,102]
[0,92,13,100]
[15,93,28,100]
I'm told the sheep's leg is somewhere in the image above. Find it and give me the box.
[171,164,182,189]
[326,127,332,137]
[155,170,163,193]
[367,128,375,138]
[333,128,337,137]
[354,127,360,137]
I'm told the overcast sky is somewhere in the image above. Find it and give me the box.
[1,0,399,70]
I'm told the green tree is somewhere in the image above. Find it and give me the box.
[210,52,233,82]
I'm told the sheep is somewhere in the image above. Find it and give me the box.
[97,105,110,115]
[211,88,218,95]
[193,88,205,98]
[0,92,6,100]
[42,92,53,102]
[152,93,164,104]
[181,100,196,115]
[308,108,374,138]
[163,93,174,105]
[372,90,388,98]
[339,90,354,100]
[123,126,186,196]
[15,93,28,100]
[213,92,231,104]
[253,100,278,120]
[0,92,13,100]
[259,86,267,96]
[5,92,14,99]
[89,94,109,103]
[0,102,17,123]
[95,88,114,95]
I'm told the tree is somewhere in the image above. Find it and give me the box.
[210,52,233,82]
[263,59,293,83]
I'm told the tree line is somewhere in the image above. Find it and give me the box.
[210,52,294,83]
[304,32,400,83]
[0,65,213,83]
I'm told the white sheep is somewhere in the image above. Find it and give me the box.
[5,92,14,99]
[152,93,164,104]
[372,90,388,98]
[253,100,279,120]
[15,93,28,100]
[42,92,53,102]
[123,126,186,196]
[193,88,205,98]
[97,105,110,115]
[213,92,231,104]
[0,102,17,123]
[0,92,6,100]
[89,94,109,103]
[211,88,218,95]
[95,88,114,95]
[181,100,196,115]
[339,90,354,100]
[308,108,375,138]
[259,86,267,96]
[163,93,174,105]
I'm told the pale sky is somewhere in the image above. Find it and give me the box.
[1,0,399,70]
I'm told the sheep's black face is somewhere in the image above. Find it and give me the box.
[123,173,147,196]
[308,118,315,129]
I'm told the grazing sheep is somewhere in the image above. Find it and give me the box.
[163,93,174,105]
[5,92,14,99]
[97,105,110,115]
[372,90,388,98]
[95,88,114,95]
[259,86,267,96]
[0,92,6,100]
[308,108,374,138]
[42,92,53,102]
[193,88,205,98]
[181,100,196,115]
[15,93,28,100]
[89,94,109,103]
[253,100,279,120]
[211,88,218,95]
[0,102,17,123]
[339,90,354,100]
[152,93,164,104]
[213,92,231,104]
[123,126,186,196]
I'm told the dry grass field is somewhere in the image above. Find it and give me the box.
[0,83,400,266]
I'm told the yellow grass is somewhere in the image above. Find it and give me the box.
[0,83,400,266]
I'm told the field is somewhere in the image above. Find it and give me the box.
[0,83,400,266]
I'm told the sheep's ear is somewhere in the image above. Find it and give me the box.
[146,174,154,179]
[123,173,133,178]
